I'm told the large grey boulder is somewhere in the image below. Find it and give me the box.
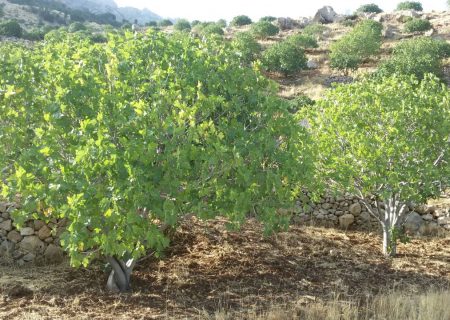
[20,236,45,254]
[313,6,342,24]
[276,17,295,30]
[404,212,423,234]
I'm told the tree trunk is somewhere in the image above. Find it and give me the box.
[106,256,136,292]
[382,225,396,257]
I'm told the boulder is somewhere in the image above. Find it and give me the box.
[0,203,7,213]
[339,214,355,229]
[404,212,423,234]
[38,225,52,240]
[276,17,295,30]
[7,230,22,243]
[313,6,341,24]
[437,216,450,226]
[394,10,420,22]
[34,220,46,231]
[20,227,35,236]
[297,17,311,28]
[44,244,63,264]
[20,236,45,254]
[307,59,319,69]
[0,240,15,257]
[349,203,362,216]
[0,219,12,232]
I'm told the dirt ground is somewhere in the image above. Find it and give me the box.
[0,218,449,319]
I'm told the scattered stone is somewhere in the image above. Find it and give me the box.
[7,230,22,243]
[44,244,63,264]
[38,225,52,240]
[339,214,355,229]
[20,227,35,236]
[0,219,12,232]
[20,236,45,254]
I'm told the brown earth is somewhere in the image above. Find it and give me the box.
[0,217,449,319]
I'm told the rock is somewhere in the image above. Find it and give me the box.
[419,222,440,236]
[395,10,420,22]
[2,212,10,219]
[7,230,22,243]
[44,244,63,264]
[322,203,332,210]
[383,25,399,39]
[20,236,45,254]
[434,208,448,218]
[349,203,362,216]
[34,220,46,231]
[0,203,7,213]
[20,227,35,236]
[422,213,434,221]
[404,212,423,234]
[38,225,52,240]
[22,253,35,262]
[360,211,372,222]
[339,214,355,229]
[276,17,295,30]
[307,59,319,69]
[0,240,15,257]
[297,17,311,28]
[0,219,12,232]
[313,6,341,24]
[44,237,54,244]
[424,29,434,36]
[437,217,450,226]
[324,76,353,87]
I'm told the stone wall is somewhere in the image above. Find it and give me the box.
[0,202,64,265]
[1,195,449,266]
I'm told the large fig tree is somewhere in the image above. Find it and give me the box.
[306,74,449,256]
[0,30,313,291]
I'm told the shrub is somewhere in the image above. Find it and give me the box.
[250,21,279,39]
[192,22,224,36]
[191,20,201,27]
[0,20,23,38]
[286,94,315,113]
[356,3,383,14]
[330,20,382,72]
[302,23,327,39]
[377,37,450,79]
[231,15,252,27]
[158,19,173,27]
[286,33,318,49]
[68,22,87,33]
[174,19,191,32]
[216,19,227,28]
[145,21,157,27]
[396,1,423,11]
[231,32,261,64]
[403,18,432,32]
[261,39,308,76]
[260,16,277,22]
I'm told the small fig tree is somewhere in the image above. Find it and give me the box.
[0,31,314,291]
[306,74,449,256]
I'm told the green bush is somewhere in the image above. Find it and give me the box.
[262,39,308,76]
[174,19,191,32]
[145,21,158,27]
[330,20,382,72]
[396,1,423,11]
[286,94,315,113]
[356,3,383,14]
[403,18,432,32]
[250,21,279,39]
[192,22,224,36]
[260,16,277,22]
[231,32,261,64]
[302,23,327,39]
[216,19,227,28]
[231,15,252,27]
[158,19,173,27]
[0,20,23,38]
[377,37,450,79]
[286,33,318,49]
[68,22,87,33]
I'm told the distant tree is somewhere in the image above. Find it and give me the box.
[307,74,450,257]
[158,19,173,27]
[403,18,432,32]
[191,20,201,27]
[261,39,308,76]
[250,21,279,39]
[259,16,277,22]
[396,1,423,11]
[231,15,252,26]
[0,20,23,38]
[216,19,227,28]
[356,3,383,14]
[145,21,157,27]
[68,22,87,33]
[174,19,191,32]
[286,33,318,49]
[231,32,261,64]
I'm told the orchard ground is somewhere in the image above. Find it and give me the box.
[1,215,449,319]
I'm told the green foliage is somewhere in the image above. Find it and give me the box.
[0,31,313,268]
[0,4,4,17]
[261,39,308,76]
[259,16,277,22]
[250,21,279,39]
[396,1,423,11]
[302,23,327,38]
[306,74,449,254]
[330,20,382,72]
[145,21,158,27]
[403,18,432,32]
[68,22,87,33]
[389,227,410,254]
[231,15,252,27]
[174,19,191,32]
[286,95,315,113]
[231,32,261,64]
[356,3,383,13]
[216,19,227,28]
[377,37,450,79]
[286,33,318,49]
[192,22,224,36]
[0,20,23,38]
[158,19,173,27]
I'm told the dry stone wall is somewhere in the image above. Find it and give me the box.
[1,194,449,266]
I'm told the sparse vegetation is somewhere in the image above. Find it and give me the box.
[396,1,423,11]
[403,18,432,32]
[250,21,279,39]
[231,15,252,26]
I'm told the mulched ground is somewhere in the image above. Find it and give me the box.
[0,217,449,319]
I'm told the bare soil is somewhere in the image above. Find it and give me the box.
[1,218,449,319]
